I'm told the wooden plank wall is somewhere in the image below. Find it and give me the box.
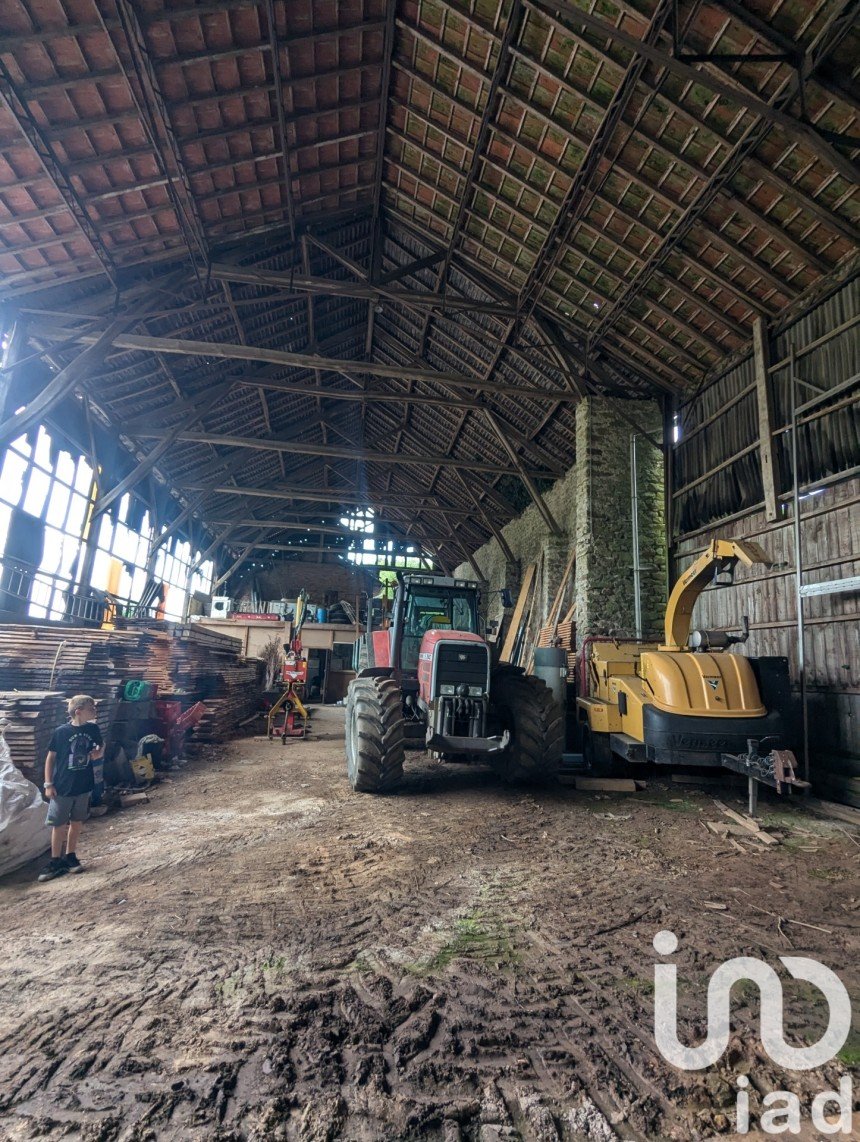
[675,478,858,775]
[671,274,859,803]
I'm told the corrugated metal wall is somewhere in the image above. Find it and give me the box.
[671,273,859,805]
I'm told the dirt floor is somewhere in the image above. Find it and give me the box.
[0,705,858,1142]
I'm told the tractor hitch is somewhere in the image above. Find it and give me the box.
[425,729,511,755]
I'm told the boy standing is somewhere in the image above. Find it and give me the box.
[38,695,104,882]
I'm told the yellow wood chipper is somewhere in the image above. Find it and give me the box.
[577,539,792,773]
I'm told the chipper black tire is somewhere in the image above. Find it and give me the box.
[581,724,620,776]
[345,676,405,793]
[489,670,563,785]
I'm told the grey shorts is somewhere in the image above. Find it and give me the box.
[46,793,91,827]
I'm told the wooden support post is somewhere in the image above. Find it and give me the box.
[753,317,780,522]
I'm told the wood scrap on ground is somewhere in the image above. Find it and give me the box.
[712,799,781,845]
[575,777,645,792]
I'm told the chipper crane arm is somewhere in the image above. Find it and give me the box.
[662,538,770,651]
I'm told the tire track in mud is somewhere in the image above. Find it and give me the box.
[1,709,858,1140]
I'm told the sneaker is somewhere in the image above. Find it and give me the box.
[38,857,69,882]
[64,853,84,874]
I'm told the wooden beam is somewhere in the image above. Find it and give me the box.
[238,376,484,411]
[212,540,259,591]
[441,511,486,582]
[192,522,244,575]
[132,428,539,475]
[50,328,578,395]
[483,410,561,535]
[0,319,128,450]
[209,264,520,314]
[455,469,515,563]
[263,0,297,241]
[150,491,208,556]
[752,317,781,522]
[95,382,233,514]
[0,62,117,284]
[378,250,446,286]
[186,482,479,519]
[220,519,416,541]
[499,562,537,663]
[0,313,28,422]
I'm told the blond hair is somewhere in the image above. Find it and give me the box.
[68,695,97,717]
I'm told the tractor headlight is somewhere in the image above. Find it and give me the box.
[440,684,455,695]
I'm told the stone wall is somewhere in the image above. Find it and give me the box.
[575,397,666,638]
[455,397,667,643]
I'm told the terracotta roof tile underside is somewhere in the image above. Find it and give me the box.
[0,0,856,566]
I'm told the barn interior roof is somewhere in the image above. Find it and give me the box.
[0,0,857,570]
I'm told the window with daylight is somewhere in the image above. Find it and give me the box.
[0,427,95,620]
[340,509,426,569]
[0,424,214,622]
[91,494,214,622]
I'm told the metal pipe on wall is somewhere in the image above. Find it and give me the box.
[789,345,810,785]
[630,433,643,640]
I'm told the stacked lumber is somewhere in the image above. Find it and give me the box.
[537,608,577,681]
[0,624,167,695]
[0,622,264,757]
[0,691,66,782]
[155,624,263,742]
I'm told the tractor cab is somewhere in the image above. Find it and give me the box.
[396,578,479,672]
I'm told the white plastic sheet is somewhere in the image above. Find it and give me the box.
[0,731,51,877]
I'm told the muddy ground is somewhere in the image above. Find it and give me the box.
[0,705,857,1141]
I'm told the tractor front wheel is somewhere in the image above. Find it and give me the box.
[489,670,563,785]
[345,676,405,793]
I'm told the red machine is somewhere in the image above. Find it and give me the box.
[267,590,311,741]
[155,698,207,759]
[346,574,562,793]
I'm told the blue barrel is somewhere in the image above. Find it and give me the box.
[316,606,328,623]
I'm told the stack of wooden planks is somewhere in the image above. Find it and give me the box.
[154,624,264,742]
[0,622,264,763]
[536,606,577,681]
[0,691,67,783]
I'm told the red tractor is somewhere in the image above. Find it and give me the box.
[345,574,562,793]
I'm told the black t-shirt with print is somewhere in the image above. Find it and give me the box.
[47,722,102,797]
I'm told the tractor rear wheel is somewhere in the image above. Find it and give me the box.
[489,670,563,785]
[345,676,405,793]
